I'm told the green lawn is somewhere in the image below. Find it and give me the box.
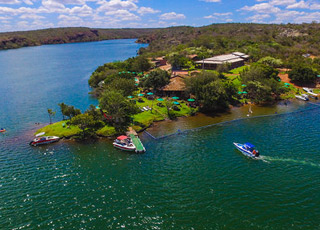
[36,121,118,138]
[35,121,81,137]
[36,98,196,137]
[132,97,195,129]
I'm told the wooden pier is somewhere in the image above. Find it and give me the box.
[127,128,146,153]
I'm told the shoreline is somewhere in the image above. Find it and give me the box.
[34,99,308,142]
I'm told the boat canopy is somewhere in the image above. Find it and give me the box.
[244,143,255,148]
[117,135,128,140]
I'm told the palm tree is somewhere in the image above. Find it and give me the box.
[47,109,56,124]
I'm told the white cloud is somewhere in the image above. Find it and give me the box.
[292,11,320,22]
[22,0,34,5]
[97,0,138,12]
[105,9,140,21]
[69,4,93,16]
[287,1,310,9]
[54,0,85,4]
[213,12,233,16]
[160,12,186,20]
[241,3,281,13]
[310,3,320,10]
[246,13,270,23]
[137,7,160,15]
[0,16,12,20]
[0,0,20,4]
[269,0,296,6]
[20,14,45,19]
[42,0,66,10]
[204,12,232,20]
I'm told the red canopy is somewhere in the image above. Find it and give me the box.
[117,135,128,140]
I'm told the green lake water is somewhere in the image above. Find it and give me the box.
[0,40,320,229]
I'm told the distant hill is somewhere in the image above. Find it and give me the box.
[1,23,320,60]
[136,23,320,60]
[0,27,157,50]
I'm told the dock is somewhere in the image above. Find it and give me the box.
[127,128,146,153]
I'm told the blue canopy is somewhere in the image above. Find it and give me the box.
[244,143,255,148]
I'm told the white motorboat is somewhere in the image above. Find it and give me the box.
[295,94,309,101]
[29,136,60,146]
[233,142,260,159]
[303,87,318,97]
[113,135,136,152]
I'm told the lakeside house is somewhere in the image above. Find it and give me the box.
[195,52,249,70]
[150,57,167,68]
[160,75,187,97]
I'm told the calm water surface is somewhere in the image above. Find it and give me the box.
[0,40,320,229]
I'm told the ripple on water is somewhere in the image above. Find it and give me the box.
[1,106,320,229]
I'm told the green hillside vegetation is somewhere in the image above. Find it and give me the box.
[0,27,156,50]
[137,23,320,62]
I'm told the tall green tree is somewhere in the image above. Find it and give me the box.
[185,72,231,112]
[99,90,139,132]
[142,69,170,92]
[241,65,286,103]
[289,65,317,83]
[70,113,102,138]
[130,56,151,72]
[167,54,188,69]
[58,103,81,120]
[258,56,283,68]
[106,78,136,97]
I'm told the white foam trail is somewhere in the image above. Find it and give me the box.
[260,156,320,168]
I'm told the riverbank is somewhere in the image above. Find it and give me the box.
[35,98,310,141]
[145,99,309,138]
[0,27,154,51]
[34,97,195,139]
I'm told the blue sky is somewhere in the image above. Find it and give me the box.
[0,0,320,32]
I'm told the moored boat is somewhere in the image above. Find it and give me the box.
[0,128,6,133]
[295,94,309,101]
[233,142,260,159]
[29,136,60,146]
[303,87,318,97]
[113,135,136,152]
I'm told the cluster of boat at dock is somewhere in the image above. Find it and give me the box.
[295,88,318,101]
[29,132,146,153]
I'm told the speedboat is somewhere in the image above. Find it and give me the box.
[0,128,6,133]
[233,142,260,159]
[113,135,136,152]
[29,136,60,146]
[303,87,318,97]
[295,94,309,101]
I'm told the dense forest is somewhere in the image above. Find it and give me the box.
[137,23,320,62]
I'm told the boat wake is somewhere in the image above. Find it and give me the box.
[259,156,320,168]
